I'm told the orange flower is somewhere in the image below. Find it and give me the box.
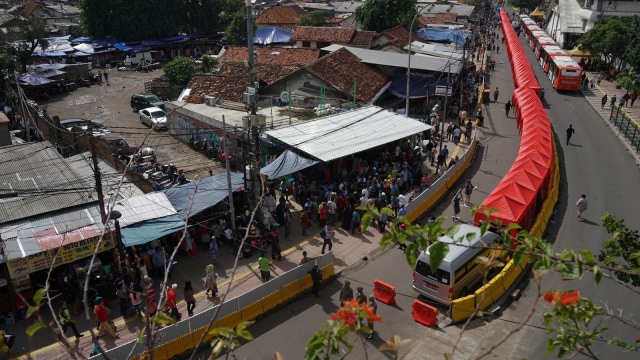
[331,309,357,327]
[543,290,580,306]
[361,304,383,323]
[558,290,580,306]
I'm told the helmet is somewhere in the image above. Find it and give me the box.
[178,168,183,174]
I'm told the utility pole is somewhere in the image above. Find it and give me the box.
[438,64,452,161]
[87,120,106,223]
[222,115,237,232]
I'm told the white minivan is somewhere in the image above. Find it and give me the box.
[412,224,502,305]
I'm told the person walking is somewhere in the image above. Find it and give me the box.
[631,92,638,107]
[576,194,588,221]
[129,286,142,319]
[566,124,575,145]
[183,281,196,317]
[464,179,476,206]
[167,284,181,320]
[103,71,109,85]
[300,251,312,265]
[146,289,158,318]
[366,295,378,339]
[493,87,499,103]
[308,265,322,297]
[320,224,333,254]
[94,297,119,339]
[258,252,273,283]
[610,94,617,108]
[209,237,219,266]
[59,301,84,340]
[300,209,310,236]
[204,264,217,297]
[601,94,608,109]
[351,209,361,235]
[504,100,512,117]
[452,190,462,220]
[339,281,354,305]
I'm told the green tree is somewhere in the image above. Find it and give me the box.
[5,18,49,73]
[355,0,416,33]
[0,49,17,89]
[598,213,640,286]
[163,56,196,93]
[298,10,333,27]
[225,12,255,46]
[511,0,542,11]
[579,17,631,71]
[624,16,640,70]
[615,67,640,93]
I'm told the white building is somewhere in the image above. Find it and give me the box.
[546,0,640,49]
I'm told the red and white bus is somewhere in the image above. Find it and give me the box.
[524,24,542,42]
[534,37,557,60]
[529,30,548,50]
[538,45,567,72]
[548,55,583,91]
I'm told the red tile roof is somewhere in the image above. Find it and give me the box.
[219,46,319,66]
[382,26,411,49]
[185,73,246,103]
[218,61,302,86]
[291,26,356,43]
[21,2,40,17]
[350,30,376,47]
[305,47,390,103]
[255,5,305,27]
[418,13,458,25]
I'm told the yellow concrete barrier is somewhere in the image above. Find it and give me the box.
[281,280,301,302]
[501,261,520,291]
[449,294,476,323]
[216,311,242,330]
[262,290,284,313]
[166,335,193,358]
[300,274,313,291]
[321,264,335,280]
[240,300,265,322]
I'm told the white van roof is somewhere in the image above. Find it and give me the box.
[430,224,489,262]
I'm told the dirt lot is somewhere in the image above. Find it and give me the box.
[40,68,223,179]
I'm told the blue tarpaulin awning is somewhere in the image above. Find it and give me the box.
[114,42,132,51]
[254,27,294,45]
[260,149,318,179]
[18,73,52,85]
[164,172,245,219]
[415,27,468,46]
[120,214,185,247]
[387,71,448,99]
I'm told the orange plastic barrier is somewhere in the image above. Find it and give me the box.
[373,279,396,305]
[412,300,438,327]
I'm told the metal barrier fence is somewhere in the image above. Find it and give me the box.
[609,105,640,153]
[90,252,334,359]
[406,130,478,221]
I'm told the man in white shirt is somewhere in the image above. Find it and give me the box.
[398,192,408,208]
[327,197,337,225]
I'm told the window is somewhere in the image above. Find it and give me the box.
[415,260,451,285]
[302,41,311,48]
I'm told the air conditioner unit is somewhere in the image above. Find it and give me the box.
[204,96,216,106]
[242,114,267,129]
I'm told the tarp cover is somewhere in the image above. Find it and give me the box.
[260,149,318,179]
[387,71,448,99]
[164,172,244,219]
[415,27,468,46]
[19,73,52,85]
[120,215,185,247]
[254,27,294,45]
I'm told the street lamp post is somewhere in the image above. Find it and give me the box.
[405,4,431,117]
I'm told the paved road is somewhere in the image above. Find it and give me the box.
[480,13,640,360]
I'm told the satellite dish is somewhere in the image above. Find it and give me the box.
[280,91,289,103]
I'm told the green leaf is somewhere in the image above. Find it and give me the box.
[25,304,41,319]
[26,321,46,336]
[429,241,449,273]
[211,338,225,356]
[593,265,603,285]
[33,287,48,307]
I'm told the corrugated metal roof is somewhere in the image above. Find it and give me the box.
[264,106,432,162]
[0,141,95,224]
[64,152,146,201]
[321,45,462,74]
[111,192,177,227]
[0,205,104,262]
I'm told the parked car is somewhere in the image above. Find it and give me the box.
[130,93,164,112]
[139,107,167,130]
[60,118,110,136]
[98,134,138,156]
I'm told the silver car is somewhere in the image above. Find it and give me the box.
[60,118,110,136]
[138,107,167,130]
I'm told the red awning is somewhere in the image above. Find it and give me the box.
[35,226,105,251]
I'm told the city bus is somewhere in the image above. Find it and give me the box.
[534,36,557,60]
[539,45,567,72]
[529,30,548,50]
[524,24,542,42]
[548,55,583,91]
